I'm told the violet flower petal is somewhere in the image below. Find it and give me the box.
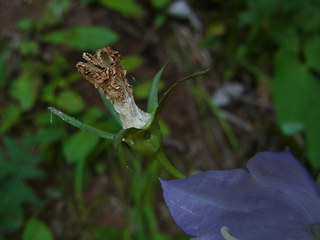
[160,151,320,240]
[248,151,320,198]
[248,151,320,222]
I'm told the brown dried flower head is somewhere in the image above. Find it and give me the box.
[76,47,151,129]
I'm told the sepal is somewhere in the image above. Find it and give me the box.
[113,117,162,156]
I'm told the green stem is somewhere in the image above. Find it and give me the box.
[75,158,87,216]
[193,86,239,150]
[155,150,185,178]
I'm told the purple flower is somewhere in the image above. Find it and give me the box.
[160,151,320,240]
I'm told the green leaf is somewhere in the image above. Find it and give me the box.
[98,88,122,127]
[74,157,87,202]
[0,134,43,233]
[56,90,85,114]
[147,64,167,113]
[1,180,40,207]
[22,219,53,240]
[121,55,144,73]
[272,48,320,135]
[0,199,24,232]
[134,79,165,100]
[238,10,256,27]
[99,0,144,18]
[2,135,43,179]
[0,51,7,87]
[63,130,100,163]
[82,0,97,3]
[151,0,170,9]
[82,107,103,122]
[0,104,21,134]
[92,227,120,240]
[269,27,299,53]
[39,127,65,144]
[159,119,170,137]
[42,27,118,51]
[17,19,35,32]
[153,14,166,28]
[304,36,320,74]
[49,107,115,140]
[206,21,226,38]
[156,69,209,115]
[34,0,70,30]
[306,103,320,168]
[10,76,39,111]
[19,39,40,57]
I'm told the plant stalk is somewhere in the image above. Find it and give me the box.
[155,150,185,178]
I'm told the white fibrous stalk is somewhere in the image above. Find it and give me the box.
[112,91,151,129]
[76,47,151,129]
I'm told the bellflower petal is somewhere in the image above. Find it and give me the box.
[161,151,320,240]
[248,151,320,222]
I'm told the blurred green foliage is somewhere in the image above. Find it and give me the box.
[99,0,145,18]
[22,219,54,240]
[42,27,119,51]
[121,55,144,74]
[203,0,320,167]
[0,51,7,87]
[0,134,44,237]
[1,0,320,239]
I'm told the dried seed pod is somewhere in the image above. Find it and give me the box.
[76,47,151,129]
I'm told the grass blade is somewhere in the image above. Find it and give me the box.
[48,107,114,140]
[147,63,168,113]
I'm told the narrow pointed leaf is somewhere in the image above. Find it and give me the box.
[98,88,122,127]
[48,107,114,140]
[156,69,209,115]
[147,63,168,113]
